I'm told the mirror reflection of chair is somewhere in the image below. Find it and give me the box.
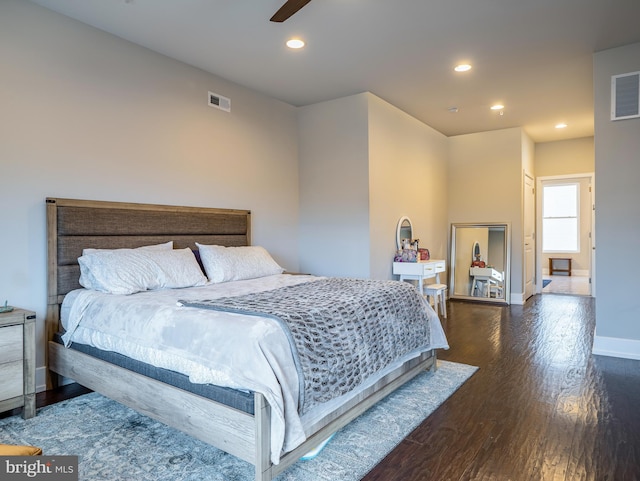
[489,274,505,298]
[424,283,447,318]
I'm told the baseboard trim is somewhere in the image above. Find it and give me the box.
[36,366,47,393]
[542,269,589,277]
[593,335,640,360]
[36,365,77,393]
[510,292,525,305]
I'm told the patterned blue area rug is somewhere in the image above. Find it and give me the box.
[543,279,552,288]
[0,360,477,481]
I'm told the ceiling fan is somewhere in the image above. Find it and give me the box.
[270,0,312,22]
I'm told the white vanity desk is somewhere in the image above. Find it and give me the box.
[393,260,446,293]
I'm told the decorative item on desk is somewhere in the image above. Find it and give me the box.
[0,300,14,313]
[394,249,418,262]
[418,248,430,261]
[471,250,486,268]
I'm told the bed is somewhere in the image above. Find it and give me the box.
[45,197,448,481]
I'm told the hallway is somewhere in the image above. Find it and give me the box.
[542,274,591,296]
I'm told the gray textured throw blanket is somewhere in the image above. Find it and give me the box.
[180,278,432,413]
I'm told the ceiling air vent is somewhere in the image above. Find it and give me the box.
[208,91,231,112]
[611,71,640,121]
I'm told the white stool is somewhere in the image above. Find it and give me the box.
[423,283,447,318]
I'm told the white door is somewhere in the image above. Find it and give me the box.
[590,180,596,296]
[524,173,535,300]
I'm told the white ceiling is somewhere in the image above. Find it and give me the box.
[30,0,640,143]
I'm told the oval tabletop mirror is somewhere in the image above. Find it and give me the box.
[396,216,413,250]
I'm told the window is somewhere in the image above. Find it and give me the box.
[542,183,579,252]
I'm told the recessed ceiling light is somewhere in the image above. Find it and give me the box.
[454,64,472,72]
[555,123,568,129]
[490,104,504,110]
[286,38,305,49]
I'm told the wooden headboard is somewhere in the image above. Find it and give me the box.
[45,197,251,346]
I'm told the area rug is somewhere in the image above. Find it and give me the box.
[543,279,552,288]
[0,360,477,481]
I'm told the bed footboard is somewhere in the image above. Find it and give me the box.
[48,341,435,481]
[270,350,436,479]
[48,342,262,465]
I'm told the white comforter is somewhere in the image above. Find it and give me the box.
[61,274,448,464]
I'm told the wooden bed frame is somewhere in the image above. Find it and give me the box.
[45,197,436,481]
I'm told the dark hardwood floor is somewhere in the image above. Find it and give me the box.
[364,294,640,481]
[4,294,639,481]
[0,382,91,420]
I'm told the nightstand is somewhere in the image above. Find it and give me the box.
[0,308,36,419]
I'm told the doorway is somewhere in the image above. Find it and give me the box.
[524,173,535,300]
[536,173,594,296]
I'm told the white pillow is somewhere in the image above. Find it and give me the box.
[79,242,174,291]
[196,244,284,283]
[78,250,156,294]
[78,247,207,295]
[144,248,208,289]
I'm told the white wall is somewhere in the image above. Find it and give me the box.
[448,127,527,301]
[297,92,449,280]
[535,137,594,177]
[367,94,449,281]
[592,42,640,359]
[0,0,301,386]
[297,94,371,278]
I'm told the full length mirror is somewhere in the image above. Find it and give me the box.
[450,223,511,304]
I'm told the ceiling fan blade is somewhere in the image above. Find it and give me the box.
[270,0,312,22]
